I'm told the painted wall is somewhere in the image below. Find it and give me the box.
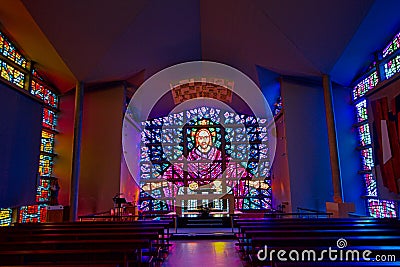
[54,84,125,217]
[332,84,366,214]
[281,78,333,212]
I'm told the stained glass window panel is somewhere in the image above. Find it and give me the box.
[1,61,14,83]
[384,54,400,80]
[0,32,27,68]
[139,106,272,211]
[355,100,368,122]
[40,131,55,153]
[382,32,400,58]
[36,178,51,203]
[19,205,47,223]
[39,154,54,177]
[0,208,12,227]
[352,71,378,101]
[42,108,57,130]
[357,124,372,147]
[363,173,377,197]
[13,68,25,88]
[31,80,59,108]
[368,199,397,218]
[360,148,374,170]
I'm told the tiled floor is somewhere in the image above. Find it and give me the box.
[161,240,245,267]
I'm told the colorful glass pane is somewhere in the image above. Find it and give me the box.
[139,106,272,211]
[352,71,378,101]
[36,178,51,203]
[0,208,12,227]
[363,173,377,197]
[39,154,54,177]
[18,205,47,223]
[31,80,59,108]
[360,148,374,171]
[42,108,57,130]
[40,131,55,153]
[384,54,400,80]
[12,68,25,88]
[1,61,14,83]
[0,32,27,68]
[368,199,397,218]
[0,33,3,53]
[355,100,368,122]
[382,32,400,58]
[357,124,371,147]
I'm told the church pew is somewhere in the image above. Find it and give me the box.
[234,219,400,265]
[10,220,173,245]
[0,224,170,264]
[0,238,153,266]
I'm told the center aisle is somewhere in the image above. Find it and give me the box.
[161,240,245,267]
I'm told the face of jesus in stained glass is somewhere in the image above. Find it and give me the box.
[195,129,213,153]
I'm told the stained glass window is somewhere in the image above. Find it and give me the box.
[36,178,51,203]
[382,32,400,58]
[355,100,368,122]
[40,131,55,154]
[0,61,25,88]
[39,154,54,177]
[383,54,400,80]
[360,148,374,171]
[31,80,59,108]
[0,208,12,226]
[352,71,378,101]
[0,32,27,68]
[367,199,397,218]
[18,205,47,223]
[357,124,371,147]
[42,108,57,130]
[351,31,400,218]
[0,30,60,222]
[363,173,377,197]
[139,107,272,211]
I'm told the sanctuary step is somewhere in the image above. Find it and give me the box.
[171,228,235,240]
[177,216,231,228]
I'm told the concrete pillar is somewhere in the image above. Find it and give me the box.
[69,81,84,221]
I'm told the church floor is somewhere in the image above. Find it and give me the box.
[161,239,245,267]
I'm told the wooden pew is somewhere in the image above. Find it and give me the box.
[0,238,152,266]
[0,222,172,266]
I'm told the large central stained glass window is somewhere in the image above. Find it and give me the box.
[139,106,272,212]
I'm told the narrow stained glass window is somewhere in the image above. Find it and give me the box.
[40,131,55,154]
[382,32,400,58]
[355,99,368,122]
[368,199,397,218]
[39,154,54,177]
[384,54,400,80]
[19,205,47,223]
[0,208,12,226]
[0,32,27,68]
[357,124,372,147]
[352,71,378,101]
[42,108,57,130]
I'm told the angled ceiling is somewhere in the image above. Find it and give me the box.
[0,0,399,93]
